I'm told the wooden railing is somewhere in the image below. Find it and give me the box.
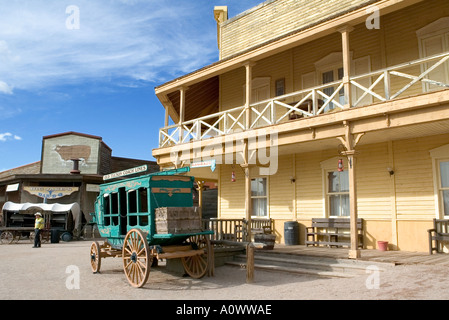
[159,52,449,147]
[350,51,449,108]
[202,218,274,242]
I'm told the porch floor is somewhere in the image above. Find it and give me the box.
[268,245,449,266]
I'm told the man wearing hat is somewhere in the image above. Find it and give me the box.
[33,212,44,248]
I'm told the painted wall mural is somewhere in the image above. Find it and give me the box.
[41,134,100,174]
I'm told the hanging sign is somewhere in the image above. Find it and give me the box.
[190,159,216,172]
[103,165,148,181]
[23,186,79,200]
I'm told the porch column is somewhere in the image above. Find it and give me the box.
[164,107,169,127]
[346,150,359,259]
[242,138,252,242]
[338,25,354,108]
[196,180,205,220]
[178,86,188,143]
[243,61,256,130]
[338,121,364,259]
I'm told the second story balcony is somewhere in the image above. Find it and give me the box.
[154,0,449,164]
[158,51,449,148]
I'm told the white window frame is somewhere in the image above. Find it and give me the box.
[320,157,349,218]
[326,170,350,218]
[416,17,449,92]
[251,176,269,218]
[430,144,449,218]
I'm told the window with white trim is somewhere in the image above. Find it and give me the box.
[438,160,449,217]
[417,17,449,92]
[251,177,268,217]
[430,144,449,218]
[322,67,345,111]
[327,170,349,217]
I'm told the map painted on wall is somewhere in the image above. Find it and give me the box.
[41,134,100,174]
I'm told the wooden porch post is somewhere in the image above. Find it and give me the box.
[338,121,364,259]
[243,61,255,130]
[178,86,188,143]
[242,138,252,242]
[196,180,204,220]
[164,107,169,127]
[338,25,354,108]
[346,150,359,259]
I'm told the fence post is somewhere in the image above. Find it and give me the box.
[246,242,255,283]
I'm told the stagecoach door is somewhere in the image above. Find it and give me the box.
[119,187,128,236]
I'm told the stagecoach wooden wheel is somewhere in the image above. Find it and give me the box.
[90,241,101,273]
[181,234,211,279]
[0,231,14,244]
[122,229,151,288]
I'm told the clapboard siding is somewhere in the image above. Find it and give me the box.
[268,155,294,219]
[219,164,245,218]
[219,0,373,60]
[393,135,448,220]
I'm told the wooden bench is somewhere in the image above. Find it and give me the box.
[305,218,364,248]
[247,218,274,236]
[428,219,449,254]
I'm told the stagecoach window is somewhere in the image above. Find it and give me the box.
[104,194,110,214]
[111,192,119,214]
[139,215,148,226]
[103,194,111,226]
[129,215,137,226]
[139,188,148,212]
[128,190,137,213]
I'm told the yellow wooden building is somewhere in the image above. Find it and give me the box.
[152,0,449,255]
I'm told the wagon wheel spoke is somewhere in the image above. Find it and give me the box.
[90,241,102,273]
[181,234,211,279]
[1,231,15,244]
[122,229,151,288]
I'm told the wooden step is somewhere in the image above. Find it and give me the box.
[226,261,356,278]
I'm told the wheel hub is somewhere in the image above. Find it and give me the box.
[130,252,137,263]
[91,253,96,261]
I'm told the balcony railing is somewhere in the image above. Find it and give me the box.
[159,52,449,147]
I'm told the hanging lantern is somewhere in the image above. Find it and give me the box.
[338,159,344,172]
[231,171,236,182]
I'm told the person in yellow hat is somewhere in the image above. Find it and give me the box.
[33,212,44,248]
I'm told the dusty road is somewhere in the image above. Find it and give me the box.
[1,240,449,302]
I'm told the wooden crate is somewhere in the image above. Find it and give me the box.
[155,207,201,234]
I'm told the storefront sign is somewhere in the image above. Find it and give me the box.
[23,186,79,199]
[190,159,216,172]
[103,165,148,181]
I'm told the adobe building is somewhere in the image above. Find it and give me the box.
[0,132,159,224]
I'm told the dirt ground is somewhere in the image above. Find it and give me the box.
[1,240,449,301]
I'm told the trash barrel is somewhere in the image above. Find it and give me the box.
[284,221,299,245]
[50,229,60,243]
[61,232,72,242]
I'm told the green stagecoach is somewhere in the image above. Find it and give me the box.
[89,167,213,287]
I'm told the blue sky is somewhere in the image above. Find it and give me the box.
[0,0,263,171]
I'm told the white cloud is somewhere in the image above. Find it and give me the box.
[0,132,22,142]
[0,1,218,92]
[0,81,13,94]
